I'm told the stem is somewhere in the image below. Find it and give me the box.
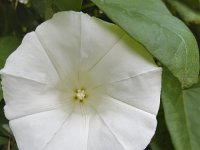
[166,0,200,24]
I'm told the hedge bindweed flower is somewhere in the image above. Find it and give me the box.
[0,11,162,150]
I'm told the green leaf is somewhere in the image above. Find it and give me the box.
[0,36,20,69]
[92,0,199,88]
[0,101,10,138]
[0,124,12,138]
[31,0,45,18]
[12,143,19,150]
[0,136,8,145]
[0,101,8,125]
[53,0,83,12]
[150,103,174,150]
[31,0,50,19]
[44,0,54,19]
[162,68,200,150]
[0,1,17,36]
[31,0,83,19]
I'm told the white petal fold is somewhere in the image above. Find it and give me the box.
[35,11,82,79]
[87,114,125,150]
[89,34,159,88]
[0,32,59,84]
[94,97,157,150]
[1,75,72,120]
[105,68,162,115]
[10,108,73,150]
[43,105,91,150]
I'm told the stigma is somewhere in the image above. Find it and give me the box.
[75,89,87,102]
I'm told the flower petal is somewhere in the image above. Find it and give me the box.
[43,105,91,150]
[79,13,124,71]
[1,75,73,120]
[35,11,82,79]
[105,68,162,115]
[0,32,59,84]
[89,34,159,88]
[87,114,125,150]
[93,96,157,150]
[9,108,73,150]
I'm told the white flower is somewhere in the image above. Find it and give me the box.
[0,11,162,150]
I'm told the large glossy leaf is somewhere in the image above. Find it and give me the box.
[0,36,20,69]
[92,0,199,88]
[162,68,200,150]
[150,103,174,150]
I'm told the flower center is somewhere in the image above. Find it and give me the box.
[75,89,87,102]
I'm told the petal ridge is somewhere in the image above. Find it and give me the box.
[91,68,161,90]
[35,32,62,80]
[8,102,74,121]
[88,34,125,72]
[105,95,155,116]
[43,108,75,150]
[1,72,47,85]
[89,104,127,150]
